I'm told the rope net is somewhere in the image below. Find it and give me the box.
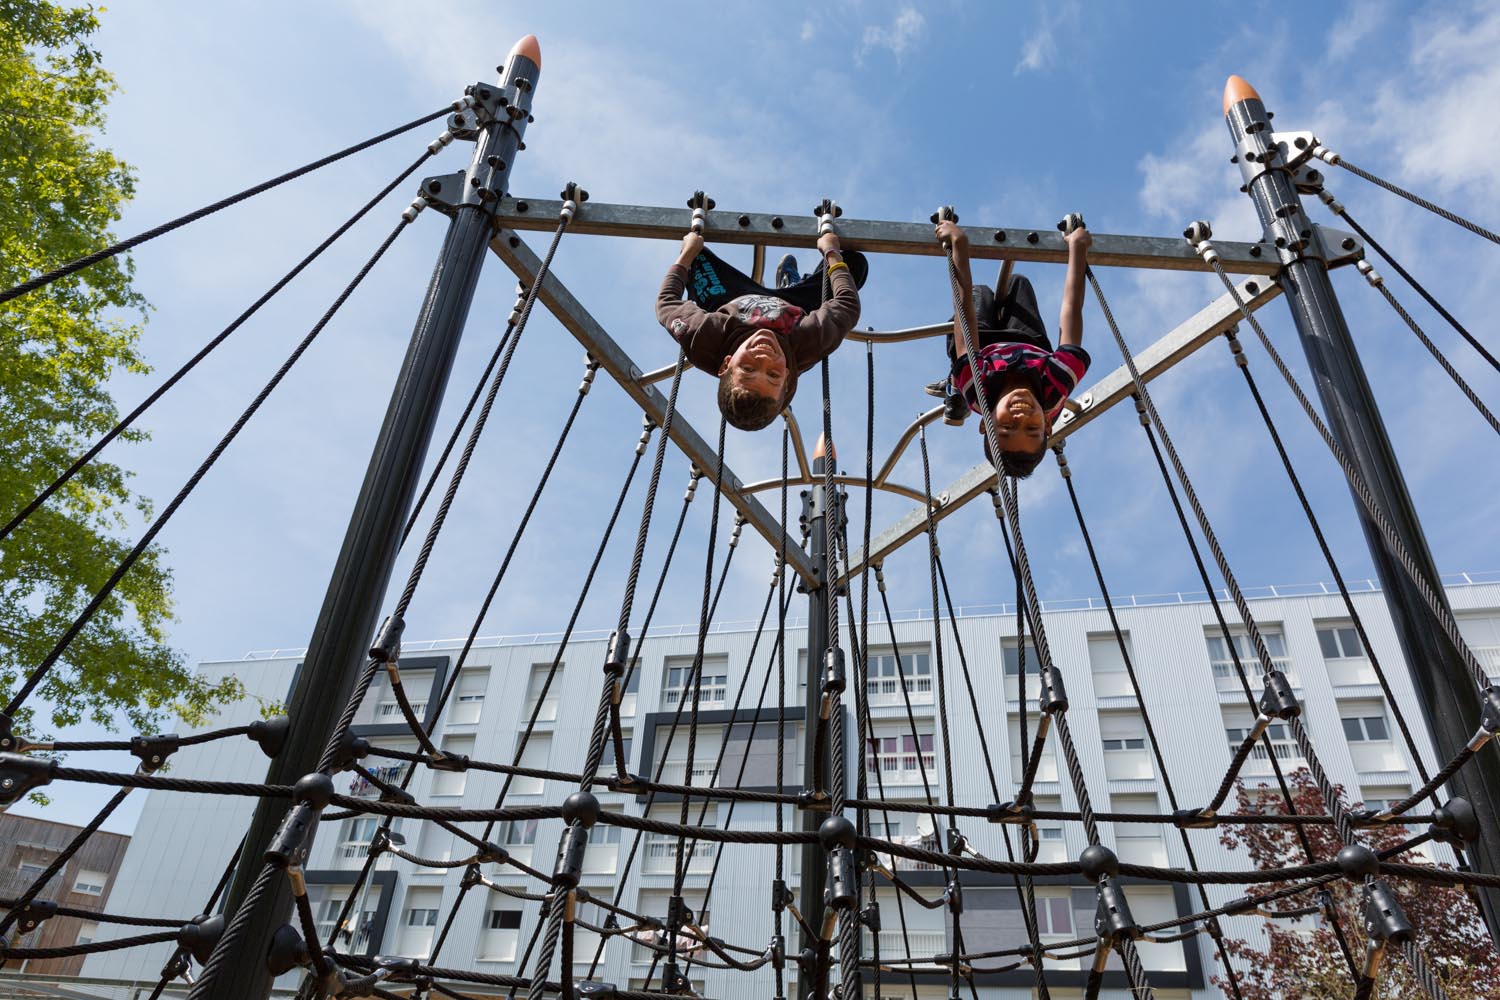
[3,73,1500,1000]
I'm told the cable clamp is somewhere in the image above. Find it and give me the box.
[985,800,1033,824]
[1171,807,1218,830]
[873,562,887,594]
[1429,797,1480,847]
[130,733,181,774]
[604,630,630,679]
[1361,878,1413,979]
[636,414,654,456]
[1257,669,1301,719]
[1092,875,1139,945]
[0,752,58,807]
[577,983,618,1000]
[425,130,456,156]
[1311,144,1341,166]
[369,615,406,664]
[820,647,846,699]
[687,191,716,234]
[1317,187,1345,215]
[13,900,56,933]
[1038,664,1068,714]
[814,198,842,235]
[266,773,335,868]
[427,750,469,773]
[1356,259,1382,287]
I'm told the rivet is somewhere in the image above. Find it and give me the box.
[993,231,1006,242]
[771,216,784,230]
[1249,245,1262,257]
[509,235,520,248]
[428,180,443,194]
[1026,232,1039,244]
[517,201,529,213]
[1341,237,1356,251]
[738,214,751,227]
[1246,281,1259,294]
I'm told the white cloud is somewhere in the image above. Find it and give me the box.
[1014,1,1079,75]
[859,6,926,62]
[801,19,816,43]
[1327,0,1389,61]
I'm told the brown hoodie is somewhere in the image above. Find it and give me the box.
[654,261,861,400]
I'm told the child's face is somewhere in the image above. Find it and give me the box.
[988,386,1048,455]
[718,330,789,404]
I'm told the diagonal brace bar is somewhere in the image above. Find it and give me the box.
[493,198,1280,275]
[489,230,817,585]
[839,276,1283,584]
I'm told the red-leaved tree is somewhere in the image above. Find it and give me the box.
[1213,770,1500,999]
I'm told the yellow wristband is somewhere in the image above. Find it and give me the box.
[827,260,848,274]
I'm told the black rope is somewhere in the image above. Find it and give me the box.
[0,106,454,306]
[1,144,446,545]
[3,216,412,721]
[1328,154,1500,247]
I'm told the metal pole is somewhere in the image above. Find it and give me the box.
[203,38,541,999]
[796,443,833,1000]
[1226,75,1500,942]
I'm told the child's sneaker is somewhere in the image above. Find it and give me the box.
[924,378,967,425]
[775,254,800,289]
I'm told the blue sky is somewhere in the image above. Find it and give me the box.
[16,0,1500,830]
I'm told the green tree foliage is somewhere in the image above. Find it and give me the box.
[1,1,241,739]
[1216,769,1499,999]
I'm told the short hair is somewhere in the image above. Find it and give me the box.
[718,370,785,431]
[982,432,1047,479]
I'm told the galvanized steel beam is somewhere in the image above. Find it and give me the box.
[492,197,1281,275]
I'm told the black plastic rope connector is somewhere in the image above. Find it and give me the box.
[944,879,963,915]
[1430,797,1480,846]
[820,647,846,696]
[1038,664,1068,714]
[930,206,959,224]
[266,924,310,976]
[0,752,58,806]
[331,729,369,771]
[1223,895,1257,916]
[0,715,14,752]
[560,181,590,204]
[1362,879,1414,943]
[475,841,510,865]
[860,902,880,933]
[369,827,402,856]
[248,716,290,759]
[265,773,335,868]
[461,862,483,889]
[368,614,406,663]
[604,771,645,793]
[771,878,793,912]
[577,982,617,999]
[946,827,965,854]
[1336,843,1381,881]
[379,784,415,806]
[427,750,469,772]
[797,789,831,813]
[177,913,225,965]
[1080,844,1120,881]
[129,733,180,774]
[826,847,857,910]
[604,630,630,679]
[1257,669,1301,719]
[554,825,589,889]
[14,900,56,933]
[1093,876,1139,944]
[986,800,1033,824]
[1479,687,1500,735]
[1172,808,1218,830]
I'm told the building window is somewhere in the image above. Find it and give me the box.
[511,734,552,795]
[336,816,404,866]
[1088,633,1135,699]
[1009,717,1057,783]
[867,816,941,871]
[655,723,725,786]
[1100,713,1151,780]
[1224,721,1301,772]
[75,920,99,946]
[314,884,382,954]
[406,907,438,927]
[643,806,717,875]
[16,860,47,881]
[866,648,933,705]
[1035,892,1074,937]
[369,668,434,724]
[583,823,622,876]
[480,908,523,961]
[1360,786,1412,816]
[1318,625,1363,660]
[1457,613,1500,681]
[662,655,728,709]
[452,668,489,724]
[398,887,443,958]
[1206,629,1292,689]
[1111,793,1167,866]
[72,869,108,896]
[1002,639,1042,678]
[865,731,936,785]
[1341,713,1390,743]
[431,734,475,796]
[523,663,562,723]
[601,736,633,771]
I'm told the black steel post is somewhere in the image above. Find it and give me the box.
[797,444,833,1000]
[1226,76,1500,941]
[200,39,541,1000]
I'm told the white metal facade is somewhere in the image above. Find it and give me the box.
[82,580,1500,999]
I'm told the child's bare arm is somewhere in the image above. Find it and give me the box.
[935,220,978,359]
[1058,227,1092,349]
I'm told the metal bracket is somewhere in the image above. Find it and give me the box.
[1269,130,1319,170]
[1052,390,1094,432]
[1311,224,1364,269]
[418,171,467,217]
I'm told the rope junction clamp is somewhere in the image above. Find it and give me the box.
[814,198,842,235]
[687,191,715,234]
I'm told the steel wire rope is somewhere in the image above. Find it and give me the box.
[1198,248,1496,696]
[0,105,457,306]
[1328,202,1500,375]
[774,429,790,1000]
[1,213,412,725]
[317,206,588,949]
[0,141,448,545]
[1054,446,1248,1000]
[1319,153,1500,247]
[937,219,1154,1000]
[420,419,656,970]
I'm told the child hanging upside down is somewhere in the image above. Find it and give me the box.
[656,230,860,431]
[928,218,1093,477]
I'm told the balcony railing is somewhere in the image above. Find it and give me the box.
[862,930,947,965]
[1212,659,1294,689]
[374,700,425,721]
[1244,741,1303,774]
[866,676,934,706]
[662,684,727,709]
[865,751,937,785]
[868,836,942,870]
[642,835,717,874]
[657,760,720,787]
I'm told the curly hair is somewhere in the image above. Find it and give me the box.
[717,371,786,431]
